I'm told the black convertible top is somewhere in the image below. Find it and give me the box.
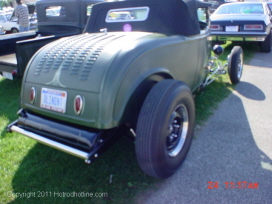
[36,0,104,35]
[84,0,210,36]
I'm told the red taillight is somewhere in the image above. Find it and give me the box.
[210,25,221,30]
[244,24,263,30]
[30,87,36,104]
[74,95,83,115]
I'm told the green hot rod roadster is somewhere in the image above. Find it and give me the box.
[8,0,243,179]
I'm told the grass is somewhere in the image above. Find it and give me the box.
[0,42,258,204]
[194,42,257,125]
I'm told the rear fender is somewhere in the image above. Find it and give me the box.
[114,69,173,129]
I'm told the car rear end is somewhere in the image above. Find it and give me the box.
[210,2,271,43]
[7,31,161,163]
[210,15,270,42]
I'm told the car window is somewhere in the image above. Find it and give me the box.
[268,3,272,12]
[6,14,12,21]
[105,7,149,22]
[197,8,209,30]
[215,4,264,14]
[0,15,5,22]
[87,4,93,16]
[46,6,66,17]
[265,4,271,15]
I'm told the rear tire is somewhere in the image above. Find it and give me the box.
[135,80,195,179]
[260,31,271,53]
[228,46,243,84]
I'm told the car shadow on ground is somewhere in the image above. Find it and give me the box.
[9,134,157,204]
[136,80,272,203]
[244,53,272,69]
[236,81,265,101]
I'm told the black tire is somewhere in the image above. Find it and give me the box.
[260,32,271,53]
[135,80,195,179]
[11,28,19,33]
[228,46,243,84]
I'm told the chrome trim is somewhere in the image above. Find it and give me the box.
[237,52,244,80]
[10,125,89,159]
[0,30,36,40]
[30,87,36,104]
[211,31,268,35]
[167,104,189,157]
[74,95,84,115]
[212,35,266,42]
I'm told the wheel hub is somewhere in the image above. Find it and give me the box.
[166,104,189,157]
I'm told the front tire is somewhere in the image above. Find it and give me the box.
[135,80,195,179]
[228,46,243,84]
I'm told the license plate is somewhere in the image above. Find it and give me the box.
[2,72,13,80]
[225,26,239,32]
[40,88,67,113]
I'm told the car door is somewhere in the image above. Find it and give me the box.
[1,14,16,32]
[194,7,211,89]
[0,14,8,31]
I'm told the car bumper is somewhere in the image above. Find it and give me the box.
[7,109,120,163]
[211,32,268,42]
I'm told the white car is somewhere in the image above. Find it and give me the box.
[0,25,5,34]
[0,12,19,33]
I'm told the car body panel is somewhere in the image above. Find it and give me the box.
[22,29,210,129]
[0,25,5,34]
[211,14,270,22]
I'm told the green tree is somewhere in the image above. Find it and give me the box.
[0,0,12,9]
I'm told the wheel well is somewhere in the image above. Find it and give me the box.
[120,73,173,129]
[11,27,19,32]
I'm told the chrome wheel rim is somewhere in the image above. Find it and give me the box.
[237,52,243,79]
[166,104,189,157]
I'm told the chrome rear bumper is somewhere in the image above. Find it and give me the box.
[7,109,120,163]
[212,35,266,42]
[10,125,90,159]
[211,32,268,42]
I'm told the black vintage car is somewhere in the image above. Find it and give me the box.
[0,0,104,80]
[8,0,243,179]
[210,2,272,52]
